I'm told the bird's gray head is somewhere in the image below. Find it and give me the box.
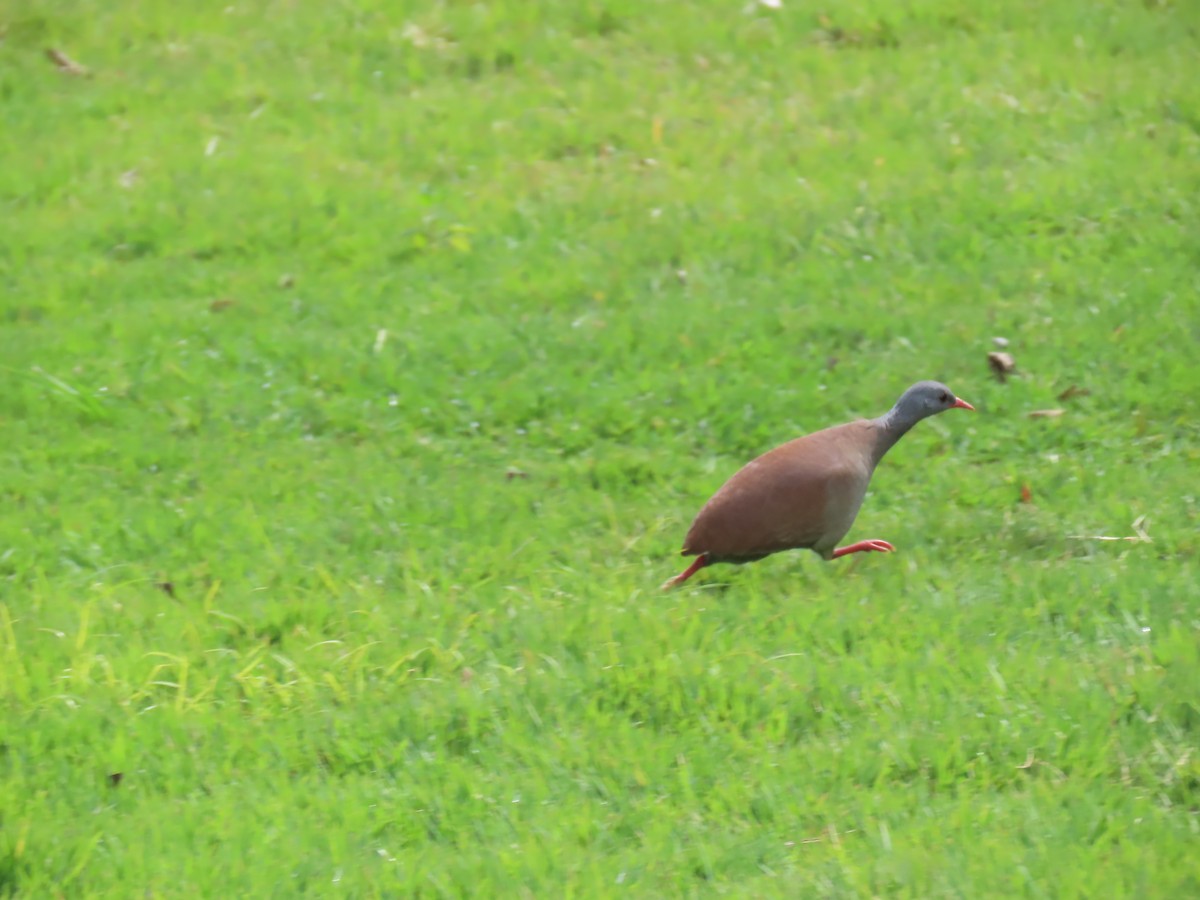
[888,380,974,428]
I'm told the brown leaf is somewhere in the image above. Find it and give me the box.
[505,468,529,480]
[1027,409,1064,419]
[46,47,90,77]
[1057,384,1090,401]
[209,298,236,312]
[987,351,1016,382]
[1019,484,1033,504]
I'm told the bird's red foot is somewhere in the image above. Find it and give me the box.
[661,554,709,590]
[832,539,896,559]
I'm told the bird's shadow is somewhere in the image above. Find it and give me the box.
[675,551,871,593]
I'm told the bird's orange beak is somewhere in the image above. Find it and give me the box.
[953,398,975,411]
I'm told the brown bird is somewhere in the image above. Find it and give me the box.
[662,381,974,589]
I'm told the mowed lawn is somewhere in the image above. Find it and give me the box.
[2,0,1198,895]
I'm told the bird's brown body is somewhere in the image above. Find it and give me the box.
[662,381,973,589]
[681,420,884,563]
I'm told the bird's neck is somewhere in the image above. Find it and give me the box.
[870,410,915,463]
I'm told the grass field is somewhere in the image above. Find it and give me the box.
[2,0,1199,895]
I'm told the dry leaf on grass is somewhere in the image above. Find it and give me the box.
[987,351,1016,381]
[1057,384,1091,401]
[1067,515,1152,544]
[209,298,237,312]
[1020,484,1033,504]
[1027,408,1063,419]
[46,47,90,76]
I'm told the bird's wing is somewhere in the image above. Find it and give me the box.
[682,424,874,560]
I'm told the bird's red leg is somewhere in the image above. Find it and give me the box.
[832,539,895,559]
[660,554,710,590]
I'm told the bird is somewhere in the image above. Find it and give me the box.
[662,381,974,589]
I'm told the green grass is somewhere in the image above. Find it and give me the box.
[2,0,1199,895]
